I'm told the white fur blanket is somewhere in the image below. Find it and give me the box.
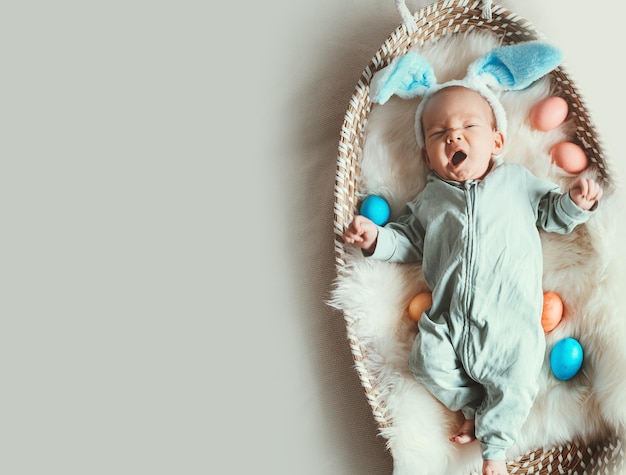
[329,31,626,474]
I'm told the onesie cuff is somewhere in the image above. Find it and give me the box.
[369,226,396,261]
[561,192,595,219]
[480,442,507,462]
[563,191,598,217]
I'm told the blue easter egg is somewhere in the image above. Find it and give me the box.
[360,195,390,226]
[550,337,583,381]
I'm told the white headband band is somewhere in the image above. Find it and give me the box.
[370,41,562,149]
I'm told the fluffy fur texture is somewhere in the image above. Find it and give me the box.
[329,31,626,474]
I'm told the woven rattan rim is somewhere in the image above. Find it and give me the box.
[333,1,623,473]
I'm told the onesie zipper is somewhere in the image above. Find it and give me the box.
[461,181,478,379]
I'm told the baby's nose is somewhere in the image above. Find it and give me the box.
[446,129,462,143]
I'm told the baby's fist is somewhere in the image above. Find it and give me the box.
[569,177,603,210]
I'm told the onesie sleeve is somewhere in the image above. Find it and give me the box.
[526,170,594,234]
[369,203,425,263]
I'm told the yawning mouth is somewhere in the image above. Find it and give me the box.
[451,151,467,166]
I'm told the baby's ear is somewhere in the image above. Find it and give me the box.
[420,147,430,166]
[492,130,505,154]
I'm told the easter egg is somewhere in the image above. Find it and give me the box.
[541,291,563,333]
[407,292,432,322]
[360,195,391,226]
[550,337,584,381]
[551,142,589,174]
[530,96,569,131]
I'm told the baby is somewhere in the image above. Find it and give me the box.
[343,85,602,475]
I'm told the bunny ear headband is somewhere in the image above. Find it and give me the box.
[370,41,563,149]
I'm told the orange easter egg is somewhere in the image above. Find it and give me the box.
[530,96,569,131]
[542,291,564,333]
[408,292,432,322]
[551,142,589,174]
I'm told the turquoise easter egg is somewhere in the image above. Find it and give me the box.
[550,337,583,381]
[360,195,390,226]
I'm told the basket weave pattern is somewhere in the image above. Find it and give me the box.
[333,1,623,473]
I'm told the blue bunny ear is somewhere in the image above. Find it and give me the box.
[471,41,563,91]
[370,52,437,104]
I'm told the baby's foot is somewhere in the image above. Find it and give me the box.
[449,419,476,444]
[483,459,508,475]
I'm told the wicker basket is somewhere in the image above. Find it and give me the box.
[332,1,624,473]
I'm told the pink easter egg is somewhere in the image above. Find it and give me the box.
[530,96,569,131]
[551,142,589,174]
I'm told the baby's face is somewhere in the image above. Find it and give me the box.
[421,86,504,182]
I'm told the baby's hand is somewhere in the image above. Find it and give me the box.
[343,215,379,254]
[569,177,603,210]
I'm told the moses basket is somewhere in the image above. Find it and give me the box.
[330,1,626,473]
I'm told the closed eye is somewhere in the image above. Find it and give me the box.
[428,130,446,138]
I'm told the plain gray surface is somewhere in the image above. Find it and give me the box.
[2,1,623,473]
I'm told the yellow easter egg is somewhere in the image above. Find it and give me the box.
[408,292,432,322]
[542,291,564,333]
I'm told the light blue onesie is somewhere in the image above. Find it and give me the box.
[369,161,594,461]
